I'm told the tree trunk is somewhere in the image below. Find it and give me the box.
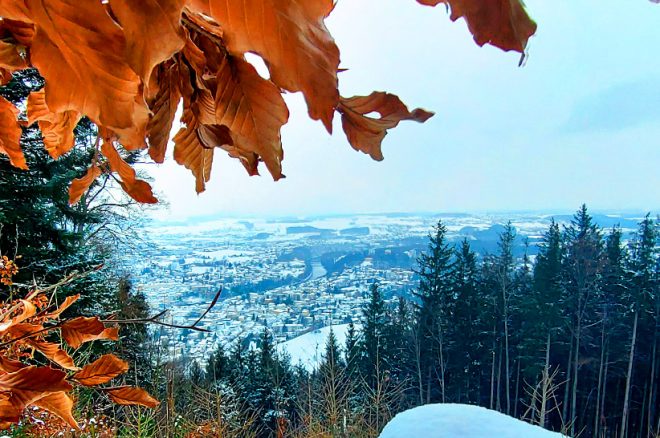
[595,316,606,438]
[502,281,511,415]
[621,311,638,438]
[497,343,503,412]
[563,334,574,423]
[601,349,609,438]
[514,357,521,418]
[647,334,657,438]
[490,348,496,410]
[540,332,551,427]
[571,314,581,436]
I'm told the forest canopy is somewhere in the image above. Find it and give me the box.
[0,0,536,203]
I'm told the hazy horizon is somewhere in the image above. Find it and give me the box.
[144,0,660,221]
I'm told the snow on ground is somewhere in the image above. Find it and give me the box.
[276,324,358,372]
[379,404,566,438]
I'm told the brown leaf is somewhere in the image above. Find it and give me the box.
[100,141,158,203]
[417,0,536,53]
[338,92,434,161]
[46,294,80,319]
[0,18,35,46]
[0,300,37,333]
[109,0,186,96]
[0,2,32,22]
[68,165,102,205]
[0,96,26,169]
[61,316,107,349]
[0,357,25,374]
[0,40,26,71]
[147,62,182,163]
[202,0,339,131]
[30,340,78,371]
[26,90,81,159]
[73,354,129,386]
[25,0,145,134]
[0,393,21,426]
[173,116,214,193]
[32,392,78,429]
[105,386,159,408]
[0,366,72,409]
[212,53,289,180]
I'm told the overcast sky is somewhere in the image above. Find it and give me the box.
[146,0,660,220]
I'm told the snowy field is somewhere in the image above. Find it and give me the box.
[379,404,566,438]
[276,324,359,371]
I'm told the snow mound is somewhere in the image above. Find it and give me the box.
[276,324,357,372]
[379,404,566,438]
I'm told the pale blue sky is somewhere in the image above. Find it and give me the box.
[147,0,660,220]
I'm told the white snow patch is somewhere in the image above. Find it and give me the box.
[276,324,358,372]
[379,404,567,438]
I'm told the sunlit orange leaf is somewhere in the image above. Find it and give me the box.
[109,0,186,96]
[417,0,536,53]
[25,0,144,133]
[26,90,81,159]
[173,108,216,194]
[147,61,181,163]
[0,300,37,333]
[46,294,80,319]
[30,340,78,371]
[105,386,159,408]
[204,0,340,131]
[0,18,35,46]
[0,41,26,71]
[60,316,106,349]
[338,92,434,161]
[68,165,102,205]
[0,357,25,374]
[101,141,158,203]
[0,96,26,169]
[0,393,20,426]
[0,2,32,22]
[0,366,72,409]
[212,51,289,180]
[73,354,129,386]
[32,392,78,429]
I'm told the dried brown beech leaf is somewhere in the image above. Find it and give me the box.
[338,92,434,161]
[213,53,289,179]
[46,294,80,319]
[417,0,536,52]
[73,354,129,386]
[0,18,35,46]
[204,0,340,131]
[109,0,186,96]
[26,0,144,133]
[0,393,21,425]
[173,109,216,194]
[26,90,81,159]
[60,316,107,350]
[29,340,78,371]
[0,300,37,333]
[0,96,26,169]
[68,165,102,205]
[101,141,158,203]
[147,62,182,163]
[105,386,159,408]
[0,357,25,374]
[0,366,72,409]
[32,392,78,429]
[0,41,26,71]
[0,2,32,22]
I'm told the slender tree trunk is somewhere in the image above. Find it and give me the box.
[648,335,657,438]
[502,280,511,415]
[514,357,521,418]
[490,348,496,410]
[439,331,446,403]
[571,314,581,436]
[563,332,574,424]
[621,311,638,438]
[497,343,503,412]
[540,332,551,427]
[601,349,609,438]
[595,317,606,438]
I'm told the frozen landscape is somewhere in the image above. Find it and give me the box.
[127,211,645,361]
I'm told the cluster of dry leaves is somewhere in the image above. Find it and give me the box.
[0,0,536,204]
[0,262,158,431]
